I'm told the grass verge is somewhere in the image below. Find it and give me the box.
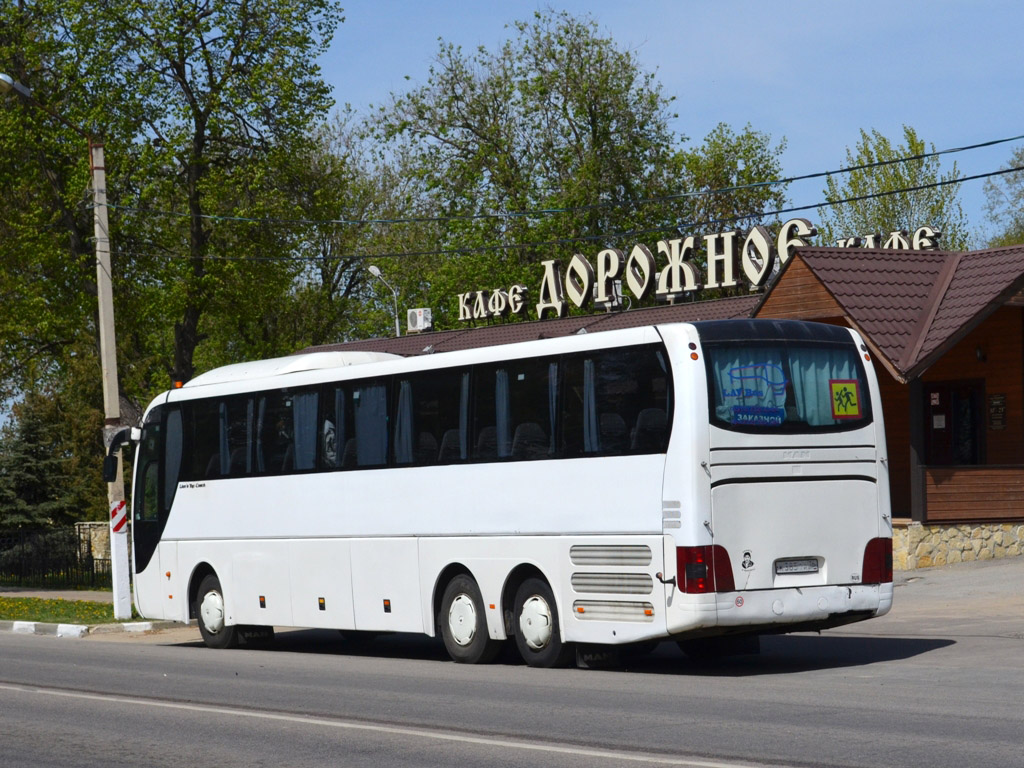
[0,596,135,624]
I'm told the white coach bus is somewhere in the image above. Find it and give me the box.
[127,319,893,666]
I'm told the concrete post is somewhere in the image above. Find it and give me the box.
[92,143,131,620]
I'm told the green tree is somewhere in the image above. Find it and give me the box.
[0,389,88,528]
[982,145,1024,247]
[268,114,437,346]
[0,0,139,404]
[818,126,969,250]
[0,0,345,525]
[373,9,679,323]
[373,10,790,323]
[95,0,344,383]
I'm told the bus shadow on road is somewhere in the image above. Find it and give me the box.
[618,634,956,677]
[182,628,954,675]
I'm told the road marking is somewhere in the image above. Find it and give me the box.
[0,682,760,767]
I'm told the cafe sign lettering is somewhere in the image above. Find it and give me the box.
[457,221,942,322]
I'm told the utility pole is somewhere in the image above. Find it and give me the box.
[1,74,132,618]
[90,142,132,619]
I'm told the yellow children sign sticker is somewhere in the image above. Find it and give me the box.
[830,379,862,419]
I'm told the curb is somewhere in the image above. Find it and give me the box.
[0,619,182,638]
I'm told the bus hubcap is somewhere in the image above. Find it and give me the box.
[448,594,477,646]
[519,595,553,650]
[200,590,225,634]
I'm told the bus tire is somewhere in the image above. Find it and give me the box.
[195,574,238,649]
[438,574,501,664]
[513,577,573,668]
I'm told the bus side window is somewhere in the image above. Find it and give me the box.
[320,385,348,470]
[394,368,468,466]
[353,381,388,467]
[256,392,291,474]
[223,397,254,476]
[256,388,318,474]
[562,345,671,457]
[184,400,220,480]
[164,408,182,511]
[475,357,556,462]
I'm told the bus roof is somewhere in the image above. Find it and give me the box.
[183,351,401,388]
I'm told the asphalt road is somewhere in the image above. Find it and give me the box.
[1,557,1022,767]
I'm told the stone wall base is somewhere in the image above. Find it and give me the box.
[75,521,111,560]
[893,521,1024,570]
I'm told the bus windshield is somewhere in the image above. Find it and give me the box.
[704,340,872,432]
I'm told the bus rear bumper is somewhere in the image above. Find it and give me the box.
[666,582,892,636]
[714,582,892,630]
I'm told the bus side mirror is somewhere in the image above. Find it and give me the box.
[103,455,119,483]
[103,426,140,483]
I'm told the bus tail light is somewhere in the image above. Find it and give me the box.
[677,545,735,593]
[861,537,893,584]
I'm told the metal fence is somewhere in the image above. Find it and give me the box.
[0,527,112,589]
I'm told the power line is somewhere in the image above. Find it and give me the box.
[111,163,1024,263]
[104,131,1024,229]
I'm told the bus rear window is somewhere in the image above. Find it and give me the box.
[704,341,871,432]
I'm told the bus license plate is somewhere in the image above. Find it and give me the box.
[775,558,819,575]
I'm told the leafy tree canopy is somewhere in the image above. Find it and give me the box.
[373,9,789,322]
[817,126,969,250]
[983,145,1024,247]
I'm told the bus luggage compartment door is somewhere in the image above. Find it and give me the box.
[711,478,878,591]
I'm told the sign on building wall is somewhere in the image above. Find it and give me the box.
[455,222,942,323]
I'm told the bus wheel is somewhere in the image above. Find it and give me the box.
[438,574,501,664]
[513,578,573,668]
[195,574,238,649]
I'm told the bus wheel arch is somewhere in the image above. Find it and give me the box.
[431,563,473,637]
[188,563,217,622]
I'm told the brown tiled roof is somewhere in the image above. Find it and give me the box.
[767,245,1024,381]
[914,246,1024,371]
[797,248,950,367]
[302,294,758,356]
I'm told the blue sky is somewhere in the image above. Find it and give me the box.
[320,1,1024,247]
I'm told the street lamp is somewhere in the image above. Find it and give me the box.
[368,264,401,337]
[0,73,132,619]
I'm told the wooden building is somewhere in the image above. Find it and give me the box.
[755,245,1024,527]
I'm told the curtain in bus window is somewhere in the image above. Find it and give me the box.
[394,379,415,464]
[217,402,230,476]
[547,362,558,455]
[582,358,599,453]
[354,383,388,466]
[710,348,788,427]
[256,398,268,473]
[292,392,318,470]
[789,348,858,426]
[458,372,470,461]
[495,369,511,458]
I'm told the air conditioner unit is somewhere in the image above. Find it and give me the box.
[407,308,433,333]
[593,279,623,311]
